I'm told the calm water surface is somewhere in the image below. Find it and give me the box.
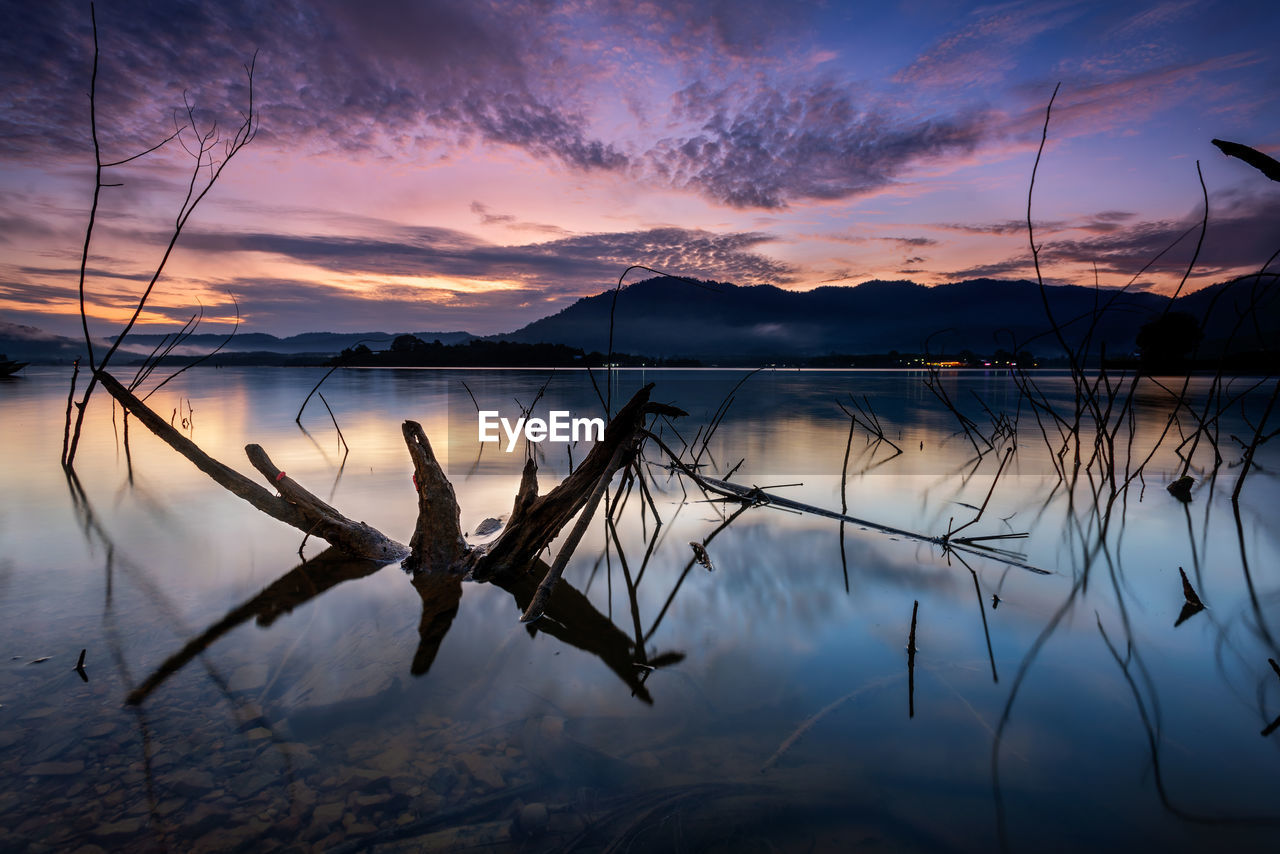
[1,366,1278,852]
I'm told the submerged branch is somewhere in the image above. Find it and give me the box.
[97,370,408,562]
[402,420,466,572]
[679,469,1044,574]
[461,384,685,582]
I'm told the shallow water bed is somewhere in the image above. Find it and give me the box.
[1,366,1278,852]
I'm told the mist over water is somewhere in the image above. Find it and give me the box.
[1,366,1278,852]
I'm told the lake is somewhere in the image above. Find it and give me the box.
[2,365,1278,852]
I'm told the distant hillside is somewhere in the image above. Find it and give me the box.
[0,324,476,364]
[0,321,109,363]
[6,276,1276,366]
[497,276,1280,361]
[121,330,476,355]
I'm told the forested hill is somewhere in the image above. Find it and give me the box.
[496,276,1279,361]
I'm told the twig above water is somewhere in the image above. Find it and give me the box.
[908,600,919,719]
[663,463,1044,574]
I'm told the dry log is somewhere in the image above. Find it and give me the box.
[101,368,689,627]
[461,383,685,581]
[402,420,467,572]
[520,440,631,622]
[98,370,408,562]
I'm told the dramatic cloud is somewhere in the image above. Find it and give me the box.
[649,81,988,207]
[188,277,565,334]
[1107,0,1200,41]
[1013,53,1263,138]
[2,1,1276,335]
[0,214,62,242]
[1075,211,1138,233]
[944,192,1280,284]
[941,258,1038,281]
[1038,192,1280,279]
[0,0,627,172]
[598,0,828,62]
[134,224,793,291]
[0,280,77,307]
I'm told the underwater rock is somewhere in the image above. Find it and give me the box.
[473,517,504,537]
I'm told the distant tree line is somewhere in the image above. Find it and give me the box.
[334,335,703,367]
[332,335,1051,369]
[142,312,1277,372]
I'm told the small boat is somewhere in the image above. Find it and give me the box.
[0,354,29,377]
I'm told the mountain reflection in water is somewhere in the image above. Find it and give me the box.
[0,366,1278,853]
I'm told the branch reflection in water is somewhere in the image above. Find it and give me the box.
[4,365,1280,852]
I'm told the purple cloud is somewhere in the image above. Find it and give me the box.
[649,81,988,208]
[81,223,794,291]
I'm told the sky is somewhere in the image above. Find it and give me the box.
[1,0,1278,338]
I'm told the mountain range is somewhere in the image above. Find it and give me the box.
[4,277,1276,364]
[499,276,1279,361]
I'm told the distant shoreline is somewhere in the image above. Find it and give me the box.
[13,363,1280,380]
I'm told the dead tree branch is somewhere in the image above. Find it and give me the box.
[461,384,685,582]
[402,420,467,572]
[63,10,258,469]
[97,370,408,561]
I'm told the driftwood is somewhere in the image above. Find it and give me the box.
[402,420,467,572]
[518,441,630,622]
[103,364,1034,637]
[1212,138,1280,183]
[410,569,465,676]
[98,371,408,562]
[101,369,696,707]
[98,366,1033,711]
[649,453,1044,574]
[459,384,685,582]
[98,371,685,605]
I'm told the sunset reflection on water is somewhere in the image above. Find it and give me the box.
[1,366,1278,852]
